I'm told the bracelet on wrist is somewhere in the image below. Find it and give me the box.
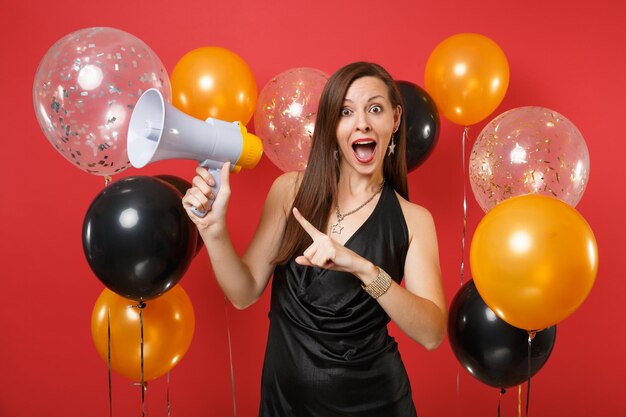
[362,267,392,299]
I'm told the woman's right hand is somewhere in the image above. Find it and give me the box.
[182,161,232,237]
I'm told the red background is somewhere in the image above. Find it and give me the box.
[1,0,624,416]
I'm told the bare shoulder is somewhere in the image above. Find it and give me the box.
[272,171,302,190]
[394,192,437,243]
[268,171,303,214]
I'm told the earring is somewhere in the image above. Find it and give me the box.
[333,149,339,161]
[387,132,396,156]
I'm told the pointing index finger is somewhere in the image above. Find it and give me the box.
[292,207,323,238]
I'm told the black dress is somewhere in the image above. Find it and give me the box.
[259,183,418,417]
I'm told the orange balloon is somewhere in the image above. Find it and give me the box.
[91,285,195,381]
[470,195,598,330]
[425,33,509,126]
[170,46,258,124]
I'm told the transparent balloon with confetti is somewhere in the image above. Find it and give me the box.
[33,27,171,177]
[469,106,590,212]
[254,67,328,172]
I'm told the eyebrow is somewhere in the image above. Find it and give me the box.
[343,95,385,103]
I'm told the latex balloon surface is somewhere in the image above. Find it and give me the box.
[254,67,328,172]
[469,106,589,212]
[425,33,509,126]
[155,174,204,256]
[170,46,257,124]
[91,285,195,381]
[448,280,556,388]
[470,194,598,330]
[82,176,197,301]
[396,81,440,171]
[33,27,171,176]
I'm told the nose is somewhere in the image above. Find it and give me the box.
[355,111,371,132]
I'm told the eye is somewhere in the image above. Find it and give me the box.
[340,107,352,117]
[369,104,383,113]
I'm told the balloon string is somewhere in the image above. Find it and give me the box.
[138,302,147,417]
[167,371,171,417]
[456,127,470,417]
[526,333,534,416]
[224,297,237,417]
[460,127,470,287]
[107,308,113,417]
[498,388,506,417]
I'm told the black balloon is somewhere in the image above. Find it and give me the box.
[448,280,557,389]
[396,80,440,172]
[83,176,197,301]
[155,174,204,257]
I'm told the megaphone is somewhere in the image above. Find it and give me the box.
[127,88,263,216]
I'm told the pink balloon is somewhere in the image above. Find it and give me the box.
[469,106,589,212]
[33,27,171,177]
[254,67,328,172]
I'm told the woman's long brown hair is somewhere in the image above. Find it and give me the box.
[272,62,408,265]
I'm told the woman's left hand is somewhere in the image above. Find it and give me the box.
[292,208,374,280]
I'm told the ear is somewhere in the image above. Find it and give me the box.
[393,104,402,132]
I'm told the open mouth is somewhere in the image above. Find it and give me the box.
[352,139,377,163]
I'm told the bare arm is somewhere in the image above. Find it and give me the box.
[374,202,447,350]
[183,164,297,309]
[292,200,447,350]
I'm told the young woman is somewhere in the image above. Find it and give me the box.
[183,62,447,416]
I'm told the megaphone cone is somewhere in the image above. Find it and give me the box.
[127,88,263,216]
[127,88,262,171]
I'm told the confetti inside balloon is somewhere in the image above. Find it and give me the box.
[469,106,590,212]
[33,27,171,176]
[254,67,329,172]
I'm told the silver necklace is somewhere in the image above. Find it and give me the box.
[330,180,385,235]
